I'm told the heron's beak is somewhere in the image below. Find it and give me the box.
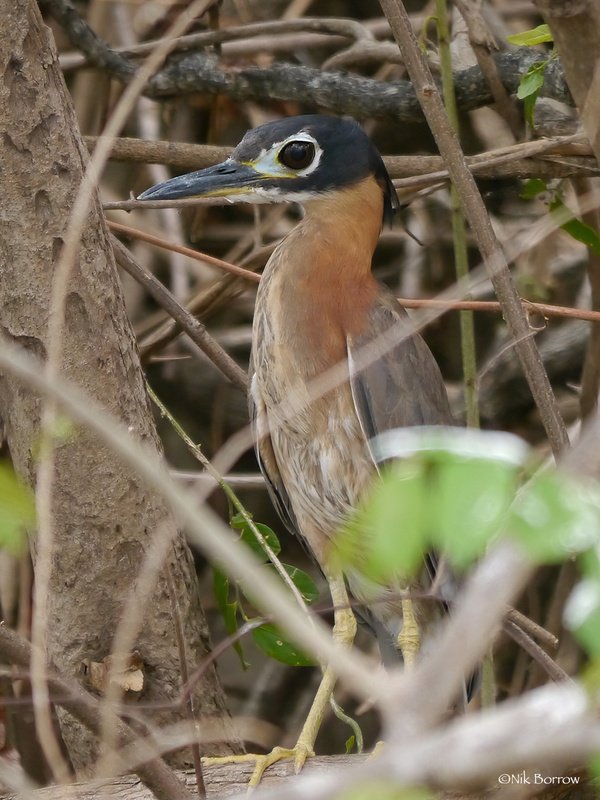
[137,159,263,201]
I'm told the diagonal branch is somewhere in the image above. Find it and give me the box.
[111,237,248,392]
[379,0,570,457]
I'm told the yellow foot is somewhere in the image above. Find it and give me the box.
[202,743,315,791]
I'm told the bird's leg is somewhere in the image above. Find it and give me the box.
[288,572,357,771]
[397,591,420,669]
[368,592,421,766]
[202,571,357,790]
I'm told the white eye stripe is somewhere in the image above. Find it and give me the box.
[252,132,323,178]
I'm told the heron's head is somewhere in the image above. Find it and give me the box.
[138,115,399,227]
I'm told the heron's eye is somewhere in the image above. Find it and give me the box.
[278,141,315,170]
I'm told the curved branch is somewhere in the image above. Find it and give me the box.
[44,0,571,122]
[148,49,570,121]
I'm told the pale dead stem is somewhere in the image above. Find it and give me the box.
[97,133,593,199]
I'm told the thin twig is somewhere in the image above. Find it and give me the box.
[399,297,600,323]
[59,16,373,71]
[502,618,571,684]
[108,220,259,283]
[88,133,594,179]
[434,0,480,429]
[453,0,521,136]
[111,237,248,391]
[506,608,559,650]
[164,568,206,799]
[147,385,309,614]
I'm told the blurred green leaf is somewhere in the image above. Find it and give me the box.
[549,196,600,256]
[336,459,428,583]
[510,475,600,563]
[251,623,316,666]
[431,455,516,569]
[588,752,600,783]
[337,430,529,579]
[0,463,35,555]
[564,578,600,657]
[521,178,547,199]
[335,784,432,800]
[345,735,355,755]
[507,24,553,46]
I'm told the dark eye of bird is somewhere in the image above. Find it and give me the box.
[278,140,315,170]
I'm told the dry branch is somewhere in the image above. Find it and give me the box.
[111,237,248,391]
[88,135,598,182]
[44,0,571,121]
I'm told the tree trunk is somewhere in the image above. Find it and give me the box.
[0,0,239,772]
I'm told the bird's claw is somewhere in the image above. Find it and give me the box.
[202,743,315,793]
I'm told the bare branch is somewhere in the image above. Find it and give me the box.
[111,237,248,392]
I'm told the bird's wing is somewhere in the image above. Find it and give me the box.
[347,286,452,588]
[347,285,452,454]
[247,365,301,539]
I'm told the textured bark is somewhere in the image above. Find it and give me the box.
[0,0,238,771]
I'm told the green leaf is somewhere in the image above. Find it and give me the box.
[517,69,545,99]
[0,463,35,555]
[507,24,553,46]
[431,455,517,569]
[549,196,600,256]
[516,66,545,126]
[213,568,233,620]
[345,735,355,755]
[335,458,428,584]
[564,579,600,657]
[269,564,319,605]
[231,513,281,561]
[588,751,600,782]
[521,178,547,199]
[213,569,249,669]
[251,623,316,666]
[510,474,600,563]
[230,512,249,529]
[523,93,538,128]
